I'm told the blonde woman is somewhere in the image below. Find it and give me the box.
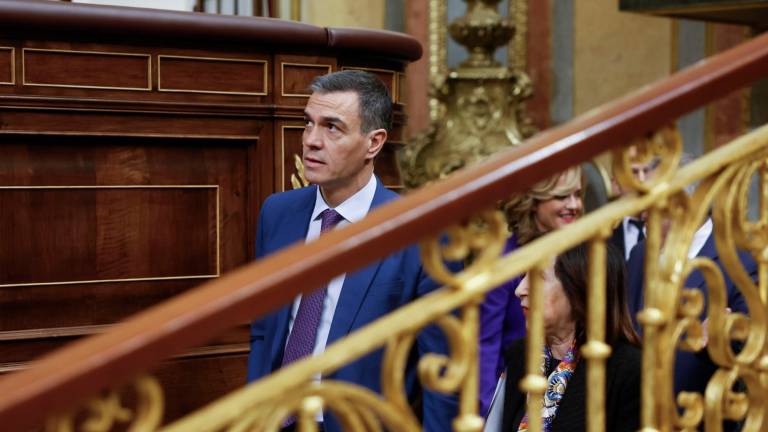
[479,166,583,416]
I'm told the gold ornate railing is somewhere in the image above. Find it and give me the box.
[2,29,768,432]
[156,123,768,432]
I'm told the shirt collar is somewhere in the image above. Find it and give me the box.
[311,174,378,224]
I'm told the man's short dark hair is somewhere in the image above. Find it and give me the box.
[309,70,392,133]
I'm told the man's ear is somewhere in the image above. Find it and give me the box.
[366,128,387,160]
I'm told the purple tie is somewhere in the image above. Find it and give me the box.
[281,208,345,367]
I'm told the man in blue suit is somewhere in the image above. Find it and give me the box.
[627,217,754,431]
[247,70,456,432]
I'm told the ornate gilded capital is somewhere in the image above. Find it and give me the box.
[399,0,534,189]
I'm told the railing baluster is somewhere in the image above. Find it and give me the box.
[584,236,609,432]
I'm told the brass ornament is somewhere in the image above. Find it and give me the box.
[291,153,310,189]
[399,0,534,189]
[46,375,163,432]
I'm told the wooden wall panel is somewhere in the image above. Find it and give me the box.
[0,47,12,85]
[273,54,337,107]
[22,48,151,90]
[0,187,218,285]
[280,62,332,98]
[158,55,268,95]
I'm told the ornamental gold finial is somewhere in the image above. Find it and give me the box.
[399,0,534,189]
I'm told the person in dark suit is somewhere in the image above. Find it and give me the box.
[247,70,456,432]
[487,243,641,432]
[626,218,754,431]
[608,156,658,260]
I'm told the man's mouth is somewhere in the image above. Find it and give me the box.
[303,156,324,167]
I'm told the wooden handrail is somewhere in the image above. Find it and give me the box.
[1,31,768,432]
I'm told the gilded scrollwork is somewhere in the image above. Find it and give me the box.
[634,144,768,431]
[46,375,163,432]
[419,208,507,288]
[611,124,683,194]
[228,381,421,432]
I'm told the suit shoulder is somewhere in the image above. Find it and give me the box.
[262,187,315,213]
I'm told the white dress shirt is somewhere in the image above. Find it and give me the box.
[287,174,377,360]
[622,217,645,260]
[688,218,713,259]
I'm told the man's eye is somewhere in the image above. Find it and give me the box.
[328,124,338,132]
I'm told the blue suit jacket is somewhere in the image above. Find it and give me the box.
[247,178,457,431]
[626,232,754,397]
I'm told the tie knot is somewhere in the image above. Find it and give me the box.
[320,208,345,232]
[628,218,644,230]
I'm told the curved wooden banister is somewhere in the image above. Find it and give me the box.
[1,30,768,432]
[0,0,422,61]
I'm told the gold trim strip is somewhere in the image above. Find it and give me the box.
[0,47,14,86]
[157,55,268,96]
[280,125,305,192]
[280,62,333,98]
[0,185,221,287]
[341,66,398,102]
[22,48,151,91]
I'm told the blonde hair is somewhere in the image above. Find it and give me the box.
[504,166,582,245]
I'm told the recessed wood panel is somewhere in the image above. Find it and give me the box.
[158,55,267,95]
[279,124,305,191]
[397,72,406,105]
[341,66,397,101]
[22,48,150,90]
[280,62,332,97]
[0,186,218,286]
[0,47,13,85]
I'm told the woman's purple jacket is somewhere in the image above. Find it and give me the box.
[478,234,526,416]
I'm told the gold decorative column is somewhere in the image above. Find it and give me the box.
[399,0,534,188]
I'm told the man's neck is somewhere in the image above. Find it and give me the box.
[320,170,374,208]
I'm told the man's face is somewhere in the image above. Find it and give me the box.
[302,91,373,192]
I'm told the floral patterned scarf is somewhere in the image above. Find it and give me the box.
[517,340,579,431]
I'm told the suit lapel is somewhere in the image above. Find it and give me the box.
[325,179,390,345]
[685,234,717,289]
[268,187,317,367]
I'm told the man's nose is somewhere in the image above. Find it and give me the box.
[303,127,321,148]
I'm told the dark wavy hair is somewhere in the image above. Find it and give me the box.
[554,242,640,347]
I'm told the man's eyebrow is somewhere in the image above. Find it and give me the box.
[319,115,347,128]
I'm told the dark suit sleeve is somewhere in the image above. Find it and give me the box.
[414,251,460,432]
[247,197,273,382]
